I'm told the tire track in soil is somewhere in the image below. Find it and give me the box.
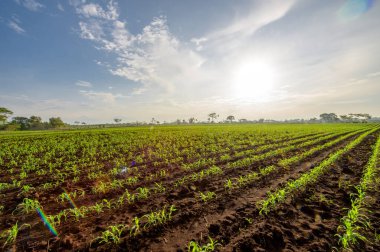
[128,132,372,252]
[226,132,379,252]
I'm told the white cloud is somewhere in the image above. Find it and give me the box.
[194,0,296,52]
[75,80,92,87]
[57,3,64,12]
[14,0,44,12]
[76,2,118,20]
[8,20,25,34]
[73,2,204,95]
[367,71,380,78]
[79,90,125,103]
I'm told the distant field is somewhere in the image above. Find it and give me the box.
[1,124,380,251]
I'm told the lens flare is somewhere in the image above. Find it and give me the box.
[36,207,58,237]
[63,188,78,209]
[338,0,374,21]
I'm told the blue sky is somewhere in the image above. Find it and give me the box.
[0,0,379,123]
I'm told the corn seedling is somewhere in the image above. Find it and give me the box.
[188,236,219,252]
[199,191,216,202]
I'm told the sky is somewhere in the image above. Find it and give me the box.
[0,0,379,123]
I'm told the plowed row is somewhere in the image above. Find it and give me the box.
[0,124,379,251]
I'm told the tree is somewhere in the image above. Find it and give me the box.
[319,113,339,123]
[49,117,65,128]
[208,113,219,123]
[226,115,235,123]
[0,107,13,124]
[11,117,30,130]
[114,118,122,123]
[349,113,371,123]
[188,117,197,124]
[29,116,43,129]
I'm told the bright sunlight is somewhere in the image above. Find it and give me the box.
[232,60,276,101]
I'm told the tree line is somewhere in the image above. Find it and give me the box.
[0,106,377,131]
[0,107,65,131]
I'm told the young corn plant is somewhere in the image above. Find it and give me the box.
[188,236,219,252]
[1,222,30,248]
[224,179,233,190]
[129,217,141,237]
[14,198,42,214]
[94,224,126,245]
[143,205,177,228]
[137,187,150,200]
[199,191,216,202]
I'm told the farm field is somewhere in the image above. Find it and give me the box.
[1,123,380,251]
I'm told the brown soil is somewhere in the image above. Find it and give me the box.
[1,130,379,252]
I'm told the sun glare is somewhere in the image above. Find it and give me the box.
[232,60,276,101]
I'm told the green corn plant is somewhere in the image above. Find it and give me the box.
[1,222,31,248]
[153,182,166,193]
[137,187,150,200]
[92,202,104,214]
[94,224,126,245]
[188,236,219,252]
[129,217,141,237]
[199,191,216,202]
[103,199,113,209]
[224,179,233,190]
[14,198,42,214]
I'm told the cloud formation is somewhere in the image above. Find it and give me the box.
[75,80,92,88]
[72,1,204,95]
[14,0,44,12]
[8,20,25,34]
[79,90,125,104]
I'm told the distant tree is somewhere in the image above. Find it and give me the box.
[258,118,264,123]
[156,121,160,124]
[226,115,235,123]
[239,118,248,123]
[319,113,339,123]
[188,117,197,124]
[29,116,43,129]
[11,117,30,130]
[0,107,13,124]
[309,117,318,123]
[176,119,181,125]
[49,117,65,128]
[348,113,371,123]
[81,122,86,125]
[114,118,122,123]
[340,115,352,122]
[74,121,80,125]
[208,113,219,123]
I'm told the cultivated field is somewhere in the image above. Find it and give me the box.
[1,124,380,251]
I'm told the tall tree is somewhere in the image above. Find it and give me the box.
[0,107,13,124]
[49,117,65,128]
[114,118,122,123]
[11,117,30,130]
[208,113,219,123]
[29,116,43,129]
[226,115,235,123]
[319,113,339,123]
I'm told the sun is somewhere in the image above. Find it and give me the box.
[232,60,276,101]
